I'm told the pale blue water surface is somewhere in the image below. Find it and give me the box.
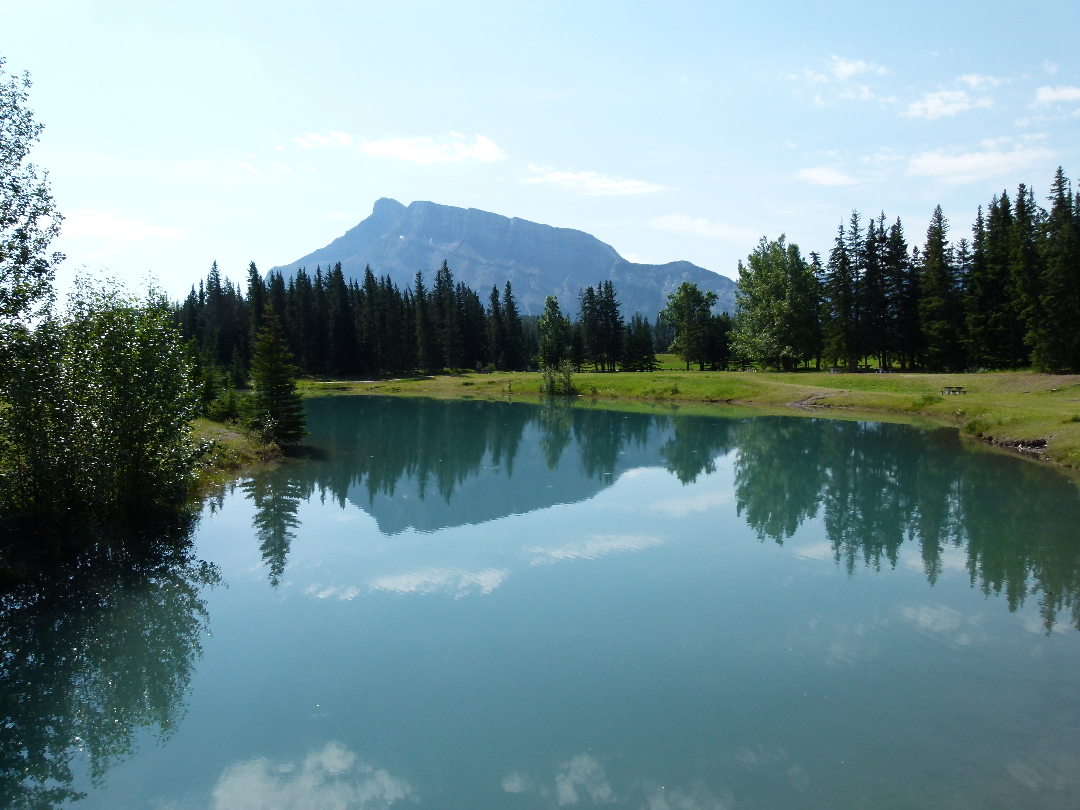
[5,396,1080,809]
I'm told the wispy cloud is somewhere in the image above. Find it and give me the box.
[360,133,505,163]
[905,90,992,119]
[1033,86,1080,106]
[650,213,749,241]
[908,143,1053,183]
[957,74,1001,90]
[63,209,187,243]
[525,165,665,195]
[370,567,508,596]
[295,130,354,148]
[796,166,857,186]
[526,533,663,565]
[829,55,886,81]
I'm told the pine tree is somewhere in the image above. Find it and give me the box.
[860,215,890,367]
[823,222,858,369]
[414,271,438,372]
[1035,167,1080,371]
[251,308,307,445]
[918,206,965,371]
[1010,184,1044,364]
[885,219,919,370]
[501,281,526,370]
[327,262,358,375]
[247,261,265,333]
[538,295,571,367]
[488,285,505,368]
[432,260,462,368]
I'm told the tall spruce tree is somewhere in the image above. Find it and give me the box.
[326,262,358,374]
[538,295,571,367]
[1010,184,1044,364]
[414,271,437,372]
[884,219,919,370]
[1035,167,1080,371]
[823,222,859,369]
[251,308,307,445]
[488,285,506,368]
[501,281,526,370]
[918,206,965,371]
[860,215,890,368]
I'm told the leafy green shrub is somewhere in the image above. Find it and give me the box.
[0,281,200,525]
[540,360,576,395]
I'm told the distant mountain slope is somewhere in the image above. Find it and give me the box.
[271,198,736,319]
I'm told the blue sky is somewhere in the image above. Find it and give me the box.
[2,0,1078,296]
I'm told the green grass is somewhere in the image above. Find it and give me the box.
[299,369,1080,472]
[191,418,280,488]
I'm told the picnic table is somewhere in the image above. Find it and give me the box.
[941,386,966,395]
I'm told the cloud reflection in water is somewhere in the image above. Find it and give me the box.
[210,742,415,810]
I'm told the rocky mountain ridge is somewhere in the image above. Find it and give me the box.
[271,198,737,319]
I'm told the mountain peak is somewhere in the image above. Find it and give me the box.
[272,200,735,318]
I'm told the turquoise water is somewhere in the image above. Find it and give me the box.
[4,396,1080,809]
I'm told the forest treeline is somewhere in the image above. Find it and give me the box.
[175,260,690,403]
[733,166,1080,372]
[179,166,1079,387]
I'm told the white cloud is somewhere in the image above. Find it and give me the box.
[905,90,992,119]
[63,209,187,243]
[210,742,415,810]
[370,566,508,596]
[360,133,505,163]
[1033,86,1080,106]
[829,55,886,81]
[527,533,663,565]
[648,489,732,517]
[1042,60,1058,75]
[237,161,259,174]
[650,213,749,242]
[957,74,1001,90]
[908,144,1053,183]
[503,772,530,794]
[304,583,363,600]
[901,604,963,634]
[525,165,665,195]
[295,130,354,148]
[796,166,856,186]
[555,754,616,806]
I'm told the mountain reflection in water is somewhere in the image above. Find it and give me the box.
[3,397,1080,808]
[252,396,1080,632]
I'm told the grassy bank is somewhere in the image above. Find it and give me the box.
[298,361,1080,471]
[191,418,281,488]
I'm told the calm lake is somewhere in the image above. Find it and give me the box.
[5,396,1080,809]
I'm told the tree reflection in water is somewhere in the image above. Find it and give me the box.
[0,519,219,809]
[249,398,1080,632]
[732,417,1080,632]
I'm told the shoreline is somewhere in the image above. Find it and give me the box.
[297,369,1080,477]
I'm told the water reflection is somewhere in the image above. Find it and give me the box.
[250,397,1080,632]
[0,522,219,809]
[732,418,1080,632]
[210,742,414,810]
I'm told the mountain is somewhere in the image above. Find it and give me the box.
[270,198,737,319]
